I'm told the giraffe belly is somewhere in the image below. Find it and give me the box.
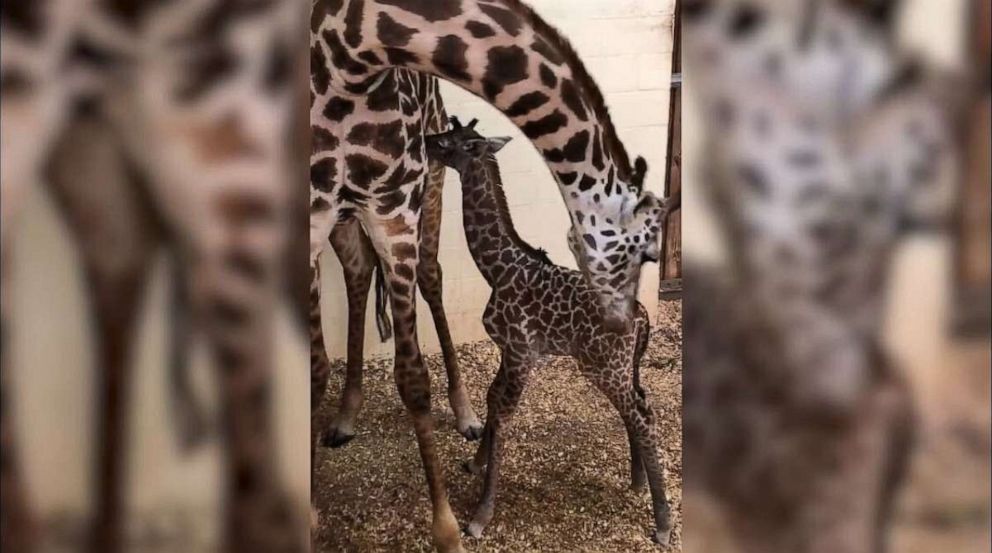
[312,69,435,231]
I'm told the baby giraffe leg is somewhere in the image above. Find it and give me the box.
[466,348,532,539]
[582,361,673,547]
[417,165,482,440]
[630,399,674,547]
[463,419,492,475]
[628,321,651,492]
[322,219,376,448]
[627,423,648,492]
[463,369,509,476]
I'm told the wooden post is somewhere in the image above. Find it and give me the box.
[659,0,682,300]
[953,0,991,337]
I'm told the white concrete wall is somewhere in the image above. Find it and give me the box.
[320,0,678,358]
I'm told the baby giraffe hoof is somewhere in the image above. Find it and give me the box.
[461,459,484,475]
[652,528,672,548]
[320,428,355,449]
[464,521,486,539]
[630,480,649,497]
[310,506,319,533]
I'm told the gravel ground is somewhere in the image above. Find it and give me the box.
[314,301,683,552]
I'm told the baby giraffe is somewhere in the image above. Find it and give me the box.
[426,118,673,546]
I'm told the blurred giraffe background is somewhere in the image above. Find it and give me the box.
[680,0,990,551]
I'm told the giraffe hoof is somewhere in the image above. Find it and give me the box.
[461,459,483,475]
[320,429,355,449]
[459,422,484,442]
[651,528,671,548]
[310,505,320,532]
[464,521,486,539]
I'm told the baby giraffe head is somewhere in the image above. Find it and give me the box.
[425,116,512,171]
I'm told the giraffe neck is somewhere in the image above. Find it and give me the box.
[460,157,548,284]
[314,0,638,223]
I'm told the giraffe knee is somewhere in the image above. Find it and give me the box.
[417,262,442,291]
[393,348,431,413]
[396,380,431,414]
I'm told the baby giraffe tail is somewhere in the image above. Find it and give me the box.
[373,260,393,342]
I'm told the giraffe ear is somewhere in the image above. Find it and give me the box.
[841,0,902,29]
[486,136,512,154]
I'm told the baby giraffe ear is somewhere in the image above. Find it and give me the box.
[486,136,513,154]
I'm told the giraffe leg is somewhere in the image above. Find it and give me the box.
[418,166,482,440]
[461,330,520,476]
[624,398,672,546]
[78,225,155,553]
[0,256,37,553]
[321,220,376,448]
[0,160,39,553]
[629,320,651,492]
[627,422,648,493]
[190,252,306,553]
[0,305,35,553]
[1,20,76,548]
[46,110,164,553]
[309,259,330,464]
[306,256,330,542]
[175,189,305,553]
[462,368,509,476]
[125,27,306,550]
[466,348,532,539]
[630,412,671,548]
[580,361,673,547]
[462,418,492,475]
[364,217,464,553]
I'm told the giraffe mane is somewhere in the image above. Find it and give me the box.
[481,156,555,266]
[498,0,635,184]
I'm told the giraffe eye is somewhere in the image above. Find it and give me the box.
[728,4,765,39]
[683,0,713,20]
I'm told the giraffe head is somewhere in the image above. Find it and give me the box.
[424,117,512,171]
[564,166,666,329]
[683,0,905,123]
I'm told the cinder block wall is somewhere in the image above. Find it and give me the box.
[320,0,678,359]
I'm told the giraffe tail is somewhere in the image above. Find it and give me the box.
[167,258,212,453]
[373,260,393,342]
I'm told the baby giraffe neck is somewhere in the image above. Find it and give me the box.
[459,158,542,284]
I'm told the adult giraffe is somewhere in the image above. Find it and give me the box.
[311,1,667,551]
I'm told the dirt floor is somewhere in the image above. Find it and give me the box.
[313,301,683,552]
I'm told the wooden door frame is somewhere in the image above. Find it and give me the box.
[659,0,682,300]
[952,0,991,337]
